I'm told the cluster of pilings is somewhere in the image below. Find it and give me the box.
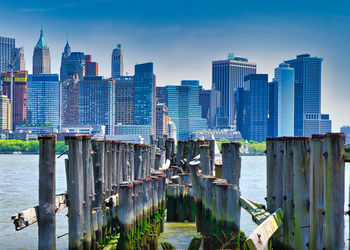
[64,135,170,249]
[188,141,241,249]
[266,133,346,249]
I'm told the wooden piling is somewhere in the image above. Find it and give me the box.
[221,142,241,187]
[65,136,84,250]
[38,135,56,250]
[129,144,135,181]
[292,137,310,250]
[200,144,211,175]
[324,133,345,250]
[176,141,185,166]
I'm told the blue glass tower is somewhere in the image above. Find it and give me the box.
[0,36,15,74]
[27,74,60,130]
[165,80,206,141]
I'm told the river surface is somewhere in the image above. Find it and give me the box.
[0,155,349,249]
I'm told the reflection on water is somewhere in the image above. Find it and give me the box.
[0,155,349,249]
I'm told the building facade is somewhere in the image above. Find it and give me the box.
[211,54,256,129]
[341,126,350,144]
[12,47,26,71]
[60,41,85,81]
[241,74,269,142]
[33,29,51,74]
[115,124,153,144]
[285,54,331,136]
[111,44,123,78]
[199,88,211,123]
[85,55,98,76]
[134,62,155,134]
[0,95,11,132]
[156,103,168,139]
[27,74,61,131]
[165,80,207,141]
[115,76,134,125]
[0,36,15,74]
[1,71,27,127]
[61,75,80,126]
[79,76,115,135]
[167,119,177,143]
[156,86,166,104]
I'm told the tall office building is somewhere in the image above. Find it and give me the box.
[111,44,123,78]
[134,63,155,132]
[12,47,26,71]
[0,95,11,132]
[268,81,278,137]
[33,29,51,74]
[156,86,166,104]
[27,74,60,130]
[115,76,134,125]
[156,103,168,138]
[211,53,256,129]
[165,80,206,141]
[61,75,80,126]
[285,54,331,136]
[340,126,350,144]
[1,71,27,127]
[199,88,211,122]
[60,41,85,81]
[241,74,269,142]
[0,36,15,74]
[79,76,115,135]
[85,55,98,76]
[273,63,295,136]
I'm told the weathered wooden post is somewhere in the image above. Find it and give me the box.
[324,133,345,250]
[65,135,84,250]
[266,138,276,213]
[129,143,135,181]
[282,137,295,248]
[293,137,310,250]
[134,144,141,180]
[91,138,105,244]
[187,140,195,170]
[221,142,241,186]
[176,140,185,166]
[200,144,211,175]
[166,138,174,160]
[209,139,215,173]
[214,160,222,178]
[155,152,161,170]
[118,182,134,250]
[38,135,56,250]
[82,135,93,249]
[202,176,216,249]
[189,160,203,232]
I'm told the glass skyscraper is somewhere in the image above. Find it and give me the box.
[212,54,256,129]
[27,74,60,130]
[285,54,331,136]
[165,80,206,141]
[0,36,15,74]
[111,44,123,78]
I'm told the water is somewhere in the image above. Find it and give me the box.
[0,155,349,249]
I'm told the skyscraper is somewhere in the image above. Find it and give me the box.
[165,80,207,140]
[211,54,256,129]
[60,41,85,81]
[115,76,134,125]
[242,74,269,142]
[111,44,123,78]
[33,29,51,74]
[0,95,11,132]
[85,55,98,76]
[12,47,26,71]
[0,36,15,74]
[273,63,294,136]
[285,54,331,136]
[134,63,155,129]
[27,74,60,130]
[61,75,80,126]
[1,71,27,127]
[79,76,115,135]
[156,103,168,138]
[199,88,211,122]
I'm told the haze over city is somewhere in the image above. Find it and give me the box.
[1,0,350,130]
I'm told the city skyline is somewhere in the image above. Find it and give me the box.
[0,0,349,131]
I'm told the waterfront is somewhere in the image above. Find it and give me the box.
[0,155,349,249]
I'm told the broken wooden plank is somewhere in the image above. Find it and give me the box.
[240,196,270,225]
[11,193,67,231]
[246,208,283,250]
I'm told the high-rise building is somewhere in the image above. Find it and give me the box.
[241,74,269,142]
[268,81,278,137]
[26,74,60,130]
[273,63,295,136]
[111,44,123,78]
[1,71,27,127]
[115,124,152,144]
[0,95,11,132]
[12,47,26,71]
[61,75,80,126]
[79,76,115,135]
[33,29,51,74]
[156,103,168,139]
[85,55,98,76]
[0,36,15,74]
[211,53,256,129]
[340,126,350,144]
[165,80,207,141]
[115,76,134,125]
[167,118,177,143]
[285,54,331,136]
[60,41,85,81]
[134,63,155,132]
[156,86,166,104]
[199,88,211,123]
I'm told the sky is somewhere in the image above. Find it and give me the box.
[0,0,349,131]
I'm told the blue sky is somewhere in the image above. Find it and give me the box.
[1,0,349,131]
